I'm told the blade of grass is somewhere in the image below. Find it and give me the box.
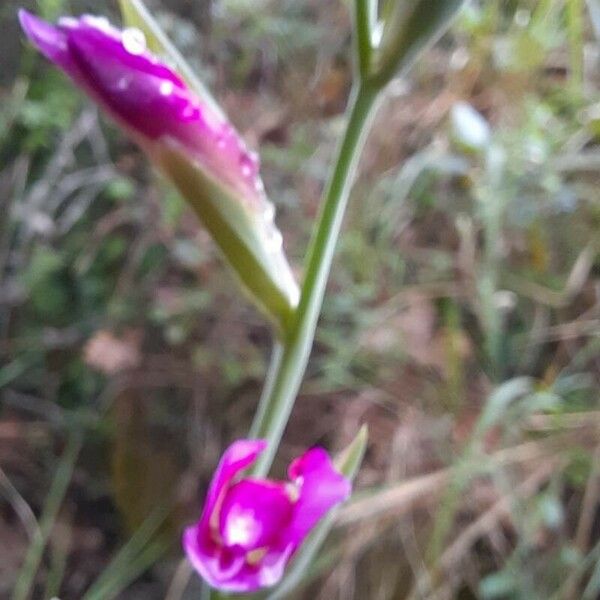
[84,539,167,600]
[427,378,534,563]
[81,503,171,600]
[12,431,81,600]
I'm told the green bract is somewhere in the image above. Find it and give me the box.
[370,0,466,86]
[152,142,299,333]
[119,0,299,333]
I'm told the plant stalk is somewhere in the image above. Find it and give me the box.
[248,82,378,476]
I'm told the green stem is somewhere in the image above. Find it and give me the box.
[354,0,375,78]
[248,82,379,476]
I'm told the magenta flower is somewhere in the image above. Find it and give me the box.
[18,9,263,205]
[18,10,299,329]
[183,440,351,592]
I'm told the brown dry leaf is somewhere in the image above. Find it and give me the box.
[83,330,142,375]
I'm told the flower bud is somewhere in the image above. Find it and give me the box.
[19,10,299,330]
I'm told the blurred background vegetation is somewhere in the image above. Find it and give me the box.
[1,0,600,598]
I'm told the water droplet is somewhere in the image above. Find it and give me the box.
[84,15,110,30]
[261,201,274,222]
[117,76,129,91]
[266,228,283,252]
[58,16,78,29]
[122,28,146,56]
[239,152,258,178]
[246,150,259,168]
[182,105,198,120]
[159,81,174,96]
[216,124,232,149]
[255,178,265,195]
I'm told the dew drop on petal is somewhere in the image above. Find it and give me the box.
[181,105,198,120]
[266,228,283,252]
[117,76,130,91]
[122,28,147,56]
[58,16,78,29]
[215,124,232,149]
[247,150,259,168]
[239,152,258,178]
[261,201,275,222]
[255,178,265,195]
[84,15,110,31]
[159,81,174,96]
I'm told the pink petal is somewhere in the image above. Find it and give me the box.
[219,479,294,550]
[18,10,75,73]
[19,11,266,207]
[183,440,268,590]
[286,447,351,548]
[73,16,187,88]
[203,439,267,521]
[65,22,198,141]
[223,544,294,592]
[183,524,293,593]
[183,526,247,590]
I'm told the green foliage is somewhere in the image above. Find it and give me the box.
[2,0,600,598]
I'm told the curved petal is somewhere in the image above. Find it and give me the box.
[182,440,267,590]
[225,543,294,592]
[182,526,247,590]
[18,10,75,73]
[65,23,198,141]
[204,439,267,521]
[73,15,186,88]
[183,521,293,594]
[286,447,351,549]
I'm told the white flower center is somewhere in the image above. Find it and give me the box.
[224,506,260,546]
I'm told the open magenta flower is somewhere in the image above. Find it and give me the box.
[19,10,299,330]
[183,440,351,592]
